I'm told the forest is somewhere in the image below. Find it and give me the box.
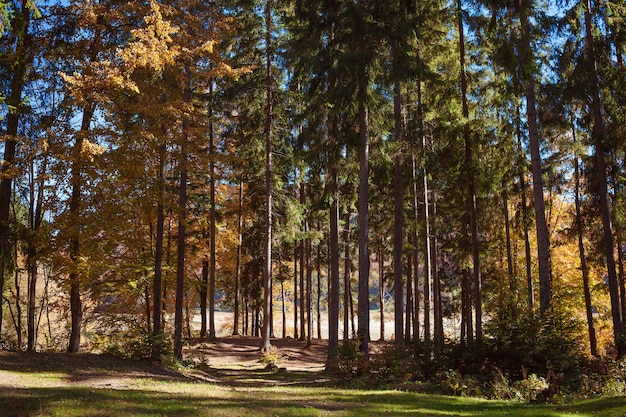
[0,0,625,403]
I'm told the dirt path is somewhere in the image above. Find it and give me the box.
[0,336,330,390]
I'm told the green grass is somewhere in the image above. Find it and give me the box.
[1,375,626,417]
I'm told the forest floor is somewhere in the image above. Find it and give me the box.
[1,337,626,416]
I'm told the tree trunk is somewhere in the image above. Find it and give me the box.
[233,182,243,335]
[393,78,404,344]
[27,147,47,351]
[343,209,351,340]
[503,191,515,292]
[293,249,298,339]
[281,280,286,338]
[584,0,623,346]
[405,254,413,343]
[378,245,385,341]
[209,78,217,341]
[458,0,482,344]
[516,112,534,311]
[153,143,166,357]
[200,259,208,337]
[68,105,94,354]
[261,0,273,353]
[327,113,340,365]
[174,67,191,360]
[0,2,32,340]
[300,183,306,341]
[574,155,598,356]
[317,241,322,340]
[306,233,313,347]
[432,191,443,353]
[357,86,370,356]
[518,2,552,315]
[421,135,432,352]
[411,152,420,343]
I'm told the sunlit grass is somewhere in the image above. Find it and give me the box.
[2,366,626,417]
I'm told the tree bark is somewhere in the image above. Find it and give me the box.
[584,0,623,346]
[261,0,273,353]
[327,111,340,365]
[68,105,94,354]
[357,83,370,356]
[27,146,47,351]
[152,143,166,357]
[379,245,385,341]
[574,154,598,356]
[518,0,552,315]
[209,77,217,341]
[516,112,534,311]
[0,2,32,340]
[343,209,351,340]
[174,67,191,360]
[393,78,404,344]
[458,0,482,344]
[233,182,243,335]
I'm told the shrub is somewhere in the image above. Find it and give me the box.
[484,306,584,388]
[259,345,284,370]
[511,374,549,402]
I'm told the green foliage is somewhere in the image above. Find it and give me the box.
[89,329,173,361]
[336,339,366,380]
[511,374,550,402]
[259,345,284,370]
[442,369,484,397]
[484,306,584,389]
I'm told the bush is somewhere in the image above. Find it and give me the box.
[511,374,549,402]
[368,343,419,385]
[259,345,284,370]
[484,306,584,389]
[336,339,365,380]
[441,369,483,397]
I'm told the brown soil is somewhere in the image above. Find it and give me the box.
[0,336,330,390]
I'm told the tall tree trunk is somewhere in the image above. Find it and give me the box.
[432,192,443,353]
[174,67,191,360]
[326,0,340,366]
[281,280,286,337]
[300,183,306,340]
[233,182,243,335]
[68,105,94,354]
[458,0,482,344]
[261,0,274,352]
[153,143,166,357]
[357,84,370,356]
[516,113,534,311]
[0,2,32,340]
[327,114,341,365]
[393,78,405,344]
[379,245,385,341]
[421,135,432,352]
[14,270,22,349]
[411,152,420,342]
[574,155,598,356]
[343,209,351,340]
[200,258,209,337]
[405,254,413,343]
[317,240,322,340]
[306,233,313,347]
[293,249,298,339]
[584,0,623,346]
[27,149,47,351]
[209,78,217,341]
[518,1,552,315]
[503,191,515,292]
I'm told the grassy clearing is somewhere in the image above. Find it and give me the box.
[2,374,626,417]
